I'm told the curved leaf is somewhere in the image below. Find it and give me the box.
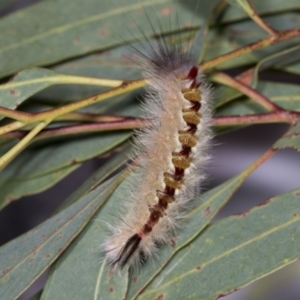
[0,131,131,209]
[258,81,300,112]
[0,68,70,117]
[274,120,300,152]
[284,59,300,74]
[0,175,120,300]
[0,77,139,209]
[0,0,214,78]
[139,188,300,300]
[0,68,109,120]
[40,166,250,299]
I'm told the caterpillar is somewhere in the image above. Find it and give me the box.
[103,6,212,271]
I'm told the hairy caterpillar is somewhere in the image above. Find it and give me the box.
[103,6,212,271]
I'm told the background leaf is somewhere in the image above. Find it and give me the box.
[274,121,300,152]
[139,188,300,300]
[1,0,300,299]
[0,0,217,78]
[0,175,120,300]
[41,164,251,299]
[0,130,131,209]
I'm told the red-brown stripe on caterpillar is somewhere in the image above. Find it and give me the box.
[103,5,212,272]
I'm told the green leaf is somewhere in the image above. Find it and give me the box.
[0,68,56,118]
[34,43,144,104]
[58,142,132,211]
[225,0,254,15]
[214,45,300,111]
[0,175,120,300]
[258,81,300,112]
[0,41,145,118]
[0,164,78,207]
[0,68,107,121]
[127,171,250,299]
[40,165,249,299]
[273,120,300,152]
[0,129,132,209]
[215,80,300,130]
[0,0,214,78]
[215,96,264,119]
[284,60,300,74]
[0,75,140,210]
[41,176,130,300]
[253,44,300,86]
[188,0,220,63]
[139,188,300,300]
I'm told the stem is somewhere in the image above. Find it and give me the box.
[0,107,30,122]
[213,111,298,127]
[0,26,299,127]
[0,79,146,132]
[0,121,26,135]
[12,80,145,125]
[201,27,300,70]
[239,0,278,37]
[2,118,148,141]
[45,74,123,87]
[3,110,298,142]
[56,112,133,123]
[1,74,123,91]
[211,72,281,112]
[0,120,50,172]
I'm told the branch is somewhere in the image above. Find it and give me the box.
[0,120,51,172]
[212,111,299,127]
[2,118,148,141]
[201,27,300,70]
[236,0,278,37]
[211,72,281,111]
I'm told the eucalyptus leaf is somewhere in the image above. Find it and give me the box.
[252,44,300,87]
[258,81,300,112]
[0,68,108,121]
[225,0,253,15]
[41,163,250,299]
[0,130,132,209]
[0,76,140,210]
[214,45,300,110]
[283,60,300,74]
[217,80,300,117]
[274,120,300,152]
[0,164,78,208]
[0,175,120,300]
[0,0,215,78]
[58,142,132,211]
[1,0,300,299]
[139,188,300,300]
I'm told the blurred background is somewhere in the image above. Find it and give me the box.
[0,1,300,299]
